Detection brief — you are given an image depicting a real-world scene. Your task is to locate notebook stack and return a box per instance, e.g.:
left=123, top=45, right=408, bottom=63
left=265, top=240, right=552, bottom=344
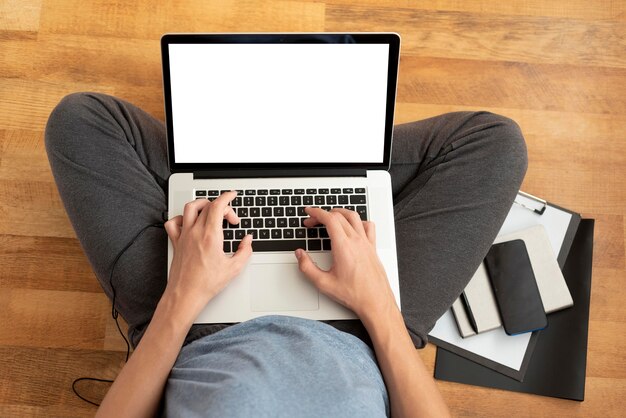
left=429, top=192, right=593, bottom=401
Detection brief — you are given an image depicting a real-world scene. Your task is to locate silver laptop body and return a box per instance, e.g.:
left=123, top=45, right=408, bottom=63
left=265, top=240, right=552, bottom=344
left=162, top=33, right=401, bottom=323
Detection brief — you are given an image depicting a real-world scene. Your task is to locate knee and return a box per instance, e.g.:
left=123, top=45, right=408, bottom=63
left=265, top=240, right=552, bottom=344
left=476, top=112, right=528, bottom=185
left=45, top=92, right=109, bottom=154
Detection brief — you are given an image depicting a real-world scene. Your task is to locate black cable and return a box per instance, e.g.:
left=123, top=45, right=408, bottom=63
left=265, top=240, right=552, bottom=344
left=72, top=377, right=114, bottom=407
left=72, top=222, right=165, bottom=407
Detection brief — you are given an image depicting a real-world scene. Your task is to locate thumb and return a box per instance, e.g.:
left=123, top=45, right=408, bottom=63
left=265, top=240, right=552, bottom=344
left=231, top=234, right=253, bottom=272
left=295, top=249, right=327, bottom=285
left=164, top=216, right=182, bottom=247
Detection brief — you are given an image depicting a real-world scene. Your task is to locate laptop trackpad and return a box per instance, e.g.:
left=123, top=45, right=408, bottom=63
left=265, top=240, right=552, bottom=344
left=250, top=263, right=319, bottom=312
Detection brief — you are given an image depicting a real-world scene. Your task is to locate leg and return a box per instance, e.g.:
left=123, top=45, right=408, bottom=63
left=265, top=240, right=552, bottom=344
left=390, top=112, right=528, bottom=348
left=46, top=92, right=171, bottom=348
left=46, top=93, right=243, bottom=348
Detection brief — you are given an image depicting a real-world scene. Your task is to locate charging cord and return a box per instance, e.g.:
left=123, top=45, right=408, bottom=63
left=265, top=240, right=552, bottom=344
left=72, top=222, right=165, bottom=406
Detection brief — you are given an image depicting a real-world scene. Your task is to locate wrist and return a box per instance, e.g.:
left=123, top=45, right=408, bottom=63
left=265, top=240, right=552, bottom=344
left=157, top=287, right=199, bottom=331
left=359, top=296, right=402, bottom=332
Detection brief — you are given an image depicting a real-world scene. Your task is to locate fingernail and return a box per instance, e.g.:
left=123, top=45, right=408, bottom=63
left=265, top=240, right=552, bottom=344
left=295, top=249, right=302, bottom=259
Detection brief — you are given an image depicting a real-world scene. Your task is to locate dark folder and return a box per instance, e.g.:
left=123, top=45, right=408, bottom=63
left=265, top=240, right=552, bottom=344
left=434, top=219, right=594, bottom=401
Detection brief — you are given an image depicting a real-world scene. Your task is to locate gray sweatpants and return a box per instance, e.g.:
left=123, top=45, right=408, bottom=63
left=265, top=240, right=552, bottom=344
left=45, top=93, right=527, bottom=349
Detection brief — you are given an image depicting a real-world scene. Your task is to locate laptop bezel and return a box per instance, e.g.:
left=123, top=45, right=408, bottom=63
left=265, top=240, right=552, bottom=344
left=161, top=33, right=400, bottom=174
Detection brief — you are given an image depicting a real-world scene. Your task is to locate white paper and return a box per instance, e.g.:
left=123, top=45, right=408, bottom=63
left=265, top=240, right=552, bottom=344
left=429, top=193, right=573, bottom=371
left=430, top=310, right=532, bottom=370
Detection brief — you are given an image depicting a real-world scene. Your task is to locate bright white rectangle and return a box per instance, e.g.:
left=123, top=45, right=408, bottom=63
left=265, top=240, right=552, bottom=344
left=168, top=43, right=389, bottom=163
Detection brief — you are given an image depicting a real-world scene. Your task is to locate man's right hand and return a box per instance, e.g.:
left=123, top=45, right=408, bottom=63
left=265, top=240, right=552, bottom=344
left=295, top=207, right=397, bottom=322
left=297, top=206, right=451, bottom=418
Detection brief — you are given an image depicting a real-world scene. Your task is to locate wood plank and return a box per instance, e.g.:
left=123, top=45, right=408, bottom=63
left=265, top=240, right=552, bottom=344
left=308, top=0, right=626, bottom=21
left=395, top=103, right=626, bottom=146
left=396, top=56, right=626, bottom=115
left=0, top=288, right=109, bottom=349
left=520, top=162, right=625, bottom=215
left=325, top=5, right=626, bottom=68
left=522, top=152, right=626, bottom=215
left=0, top=34, right=164, bottom=125
left=0, top=404, right=94, bottom=418
left=0, top=78, right=116, bottom=131
left=589, top=268, right=626, bottom=323
left=0, top=34, right=160, bottom=86
left=0, top=178, right=76, bottom=238
left=0, top=0, right=42, bottom=37
left=0, top=234, right=101, bottom=293
left=0, top=345, right=122, bottom=413
left=39, top=0, right=326, bottom=38
left=587, top=320, right=626, bottom=379
left=0, top=129, right=53, bottom=182
left=437, top=376, right=626, bottom=417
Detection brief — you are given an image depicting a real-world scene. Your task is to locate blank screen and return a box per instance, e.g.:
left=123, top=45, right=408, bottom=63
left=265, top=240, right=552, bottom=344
left=168, top=43, right=389, bottom=164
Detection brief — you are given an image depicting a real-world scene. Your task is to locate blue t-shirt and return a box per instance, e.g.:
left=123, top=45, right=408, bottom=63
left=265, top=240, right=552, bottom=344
left=163, top=315, right=389, bottom=417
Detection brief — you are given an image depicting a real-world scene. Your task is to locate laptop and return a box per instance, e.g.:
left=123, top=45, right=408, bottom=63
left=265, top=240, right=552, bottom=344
left=161, top=33, right=401, bottom=323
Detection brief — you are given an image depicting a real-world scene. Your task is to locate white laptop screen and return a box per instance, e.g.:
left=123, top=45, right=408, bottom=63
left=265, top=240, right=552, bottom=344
left=167, top=43, right=390, bottom=164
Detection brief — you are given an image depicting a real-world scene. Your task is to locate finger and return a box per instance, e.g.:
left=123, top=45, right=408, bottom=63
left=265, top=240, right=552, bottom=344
left=295, top=249, right=329, bottom=288
left=301, top=206, right=324, bottom=227
left=331, top=208, right=366, bottom=236
left=205, top=191, right=238, bottom=227
left=302, top=209, right=345, bottom=230
left=305, top=207, right=348, bottom=238
left=363, top=221, right=376, bottom=246
left=302, top=214, right=322, bottom=228
left=224, top=205, right=240, bottom=226
left=230, top=234, right=253, bottom=273
left=196, top=198, right=212, bottom=225
left=164, top=216, right=183, bottom=246
left=182, top=199, right=210, bottom=230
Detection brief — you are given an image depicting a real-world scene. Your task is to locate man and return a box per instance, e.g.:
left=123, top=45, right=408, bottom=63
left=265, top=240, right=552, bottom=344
left=45, top=92, right=527, bottom=417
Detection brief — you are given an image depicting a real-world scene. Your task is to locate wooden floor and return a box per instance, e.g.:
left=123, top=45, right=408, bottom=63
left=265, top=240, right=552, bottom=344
left=1, top=1, right=625, bottom=416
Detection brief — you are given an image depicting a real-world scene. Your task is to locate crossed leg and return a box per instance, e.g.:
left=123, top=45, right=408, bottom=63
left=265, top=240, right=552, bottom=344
left=45, top=93, right=526, bottom=349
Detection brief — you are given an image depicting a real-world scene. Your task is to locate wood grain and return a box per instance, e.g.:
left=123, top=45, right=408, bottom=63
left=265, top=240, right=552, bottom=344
left=0, top=0, right=42, bottom=38
left=0, top=289, right=110, bottom=349
left=313, top=0, right=626, bottom=21
left=38, top=0, right=326, bottom=38
left=325, top=4, right=626, bottom=67
left=0, top=0, right=624, bottom=415
left=396, top=56, right=626, bottom=114
left=0, top=346, right=123, bottom=416
left=0, top=234, right=99, bottom=292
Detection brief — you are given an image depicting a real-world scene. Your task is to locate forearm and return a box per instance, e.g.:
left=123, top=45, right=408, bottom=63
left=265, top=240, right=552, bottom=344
left=96, top=289, right=194, bottom=418
left=362, top=304, right=451, bottom=418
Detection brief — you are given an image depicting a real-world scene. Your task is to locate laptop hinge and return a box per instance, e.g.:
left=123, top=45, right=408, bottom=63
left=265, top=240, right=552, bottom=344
left=193, top=168, right=367, bottom=179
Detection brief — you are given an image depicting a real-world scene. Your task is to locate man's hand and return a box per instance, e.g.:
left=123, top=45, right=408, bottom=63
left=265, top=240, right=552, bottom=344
left=296, top=207, right=451, bottom=417
left=295, top=207, right=397, bottom=321
left=98, top=192, right=253, bottom=418
left=164, top=191, right=253, bottom=323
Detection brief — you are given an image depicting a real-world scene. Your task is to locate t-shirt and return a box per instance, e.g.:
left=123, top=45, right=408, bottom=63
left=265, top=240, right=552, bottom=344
left=163, top=315, right=389, bottom=417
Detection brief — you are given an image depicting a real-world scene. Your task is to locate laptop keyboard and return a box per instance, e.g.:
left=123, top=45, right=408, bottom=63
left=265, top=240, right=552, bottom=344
left=194, top=188, right=368, bottom=253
